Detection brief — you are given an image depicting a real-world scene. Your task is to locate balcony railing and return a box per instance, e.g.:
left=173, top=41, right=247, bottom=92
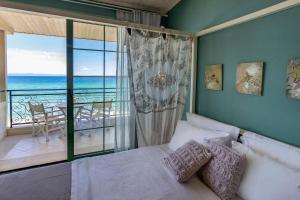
left=7, top=88, right=119, bottom=128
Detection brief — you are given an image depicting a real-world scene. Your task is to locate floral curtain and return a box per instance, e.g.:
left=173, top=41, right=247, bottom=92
left=126, top=30, right=193, bottom=147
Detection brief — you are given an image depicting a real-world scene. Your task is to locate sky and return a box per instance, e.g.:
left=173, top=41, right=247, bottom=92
left=7, top=33, right=117, bottom=76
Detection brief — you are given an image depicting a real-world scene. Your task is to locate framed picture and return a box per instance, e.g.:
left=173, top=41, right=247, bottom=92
left=205, top=64, right=223, bottom=91
left=286, top=59, right=300, bottom=100
left=236, top=62, right=264, bottom=96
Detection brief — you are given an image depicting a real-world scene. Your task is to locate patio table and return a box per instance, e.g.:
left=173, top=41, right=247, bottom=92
left=56, top=103, right=84, bottom=120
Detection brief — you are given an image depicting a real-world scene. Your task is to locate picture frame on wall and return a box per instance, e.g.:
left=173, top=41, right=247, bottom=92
left=236, top=62, right=264, bottom=96
left=286, top=59, right=300, bottom=100
left=205, top=64, right=223, bottom=91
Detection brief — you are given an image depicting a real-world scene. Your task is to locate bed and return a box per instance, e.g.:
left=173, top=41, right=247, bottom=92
left=71, top=114, right=300, bottom=200
left=71, top=115, right=242, bottom=200
left=71, top=144, right=223, bottom=200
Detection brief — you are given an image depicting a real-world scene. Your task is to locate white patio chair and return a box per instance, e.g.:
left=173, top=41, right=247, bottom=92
left=28, top=101, right=65, bottom=142
left=79, top=100, right=113, bottom=132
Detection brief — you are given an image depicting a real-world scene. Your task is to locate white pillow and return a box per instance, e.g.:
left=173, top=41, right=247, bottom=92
left=168, top=120, right=231, bottom=151
left=241, top=131, right=300, bottom=170
left=232, top=141, right=300, bottom=200
left=186, top=113, right=240, bottom=141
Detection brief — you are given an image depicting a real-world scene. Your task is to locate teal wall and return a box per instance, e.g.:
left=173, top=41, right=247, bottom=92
left=168, top=0, right=283, bottom=32
left=2, top=0, right=116, bottom=18
left=168, top=0, right=300, bottom=147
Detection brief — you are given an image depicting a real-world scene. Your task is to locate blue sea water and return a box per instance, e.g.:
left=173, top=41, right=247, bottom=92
left=7, top=76, right=116, bottom=90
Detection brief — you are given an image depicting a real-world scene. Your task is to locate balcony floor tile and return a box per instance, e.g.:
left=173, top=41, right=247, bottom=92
left=0, top=127, right=115, bottom=172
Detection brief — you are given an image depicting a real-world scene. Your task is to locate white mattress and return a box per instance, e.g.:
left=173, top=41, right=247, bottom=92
left=71, top=145, right=221, bottom=200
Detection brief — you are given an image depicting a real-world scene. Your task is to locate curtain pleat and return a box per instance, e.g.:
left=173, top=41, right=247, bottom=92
left=115, top=28, right=136, bottom=151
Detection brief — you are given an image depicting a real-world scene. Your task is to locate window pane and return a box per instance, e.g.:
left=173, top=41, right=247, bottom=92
left=73, top=22, right=104, bottom=50
left=105, top=26, right=117, bottom=51
left=73, top=23, right=119, bottom=156
left=74, top=128, right=104, bottom=155
left=104, top=52, right=116, bottom=150
left=105, top=52, right=117, bottom=77
left=73, top=77, right=104, bottom=89
left=105, top=52, right=117, bottom=101
left=73, top=50, right=103, bottom=76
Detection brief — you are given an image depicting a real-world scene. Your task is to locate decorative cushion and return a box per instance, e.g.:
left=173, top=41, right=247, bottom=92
left=232, top=141, right=300, bottom=200
left=204, top=135, right=232, bottom=147
left=201, top=142, right=246, bottom=200
left=168, top=120, right=231, bottom=151
left=186, top=113, right=240, bottom=141
left=241, top=131, right=300, bottom=170
left=164, top=140, right=211, bottom=183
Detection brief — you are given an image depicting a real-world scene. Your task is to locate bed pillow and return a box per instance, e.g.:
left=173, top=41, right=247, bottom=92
left=164, top=140, right=211, bottom=183
left=201, top=142, right=246, bottom=200
left=168, top=120, right=231, bottom=151
left=241, top=131, right=300, bottom=170
left=232, top=141, right=300, bottom=200
left=186, top=113, right=240, bottom=141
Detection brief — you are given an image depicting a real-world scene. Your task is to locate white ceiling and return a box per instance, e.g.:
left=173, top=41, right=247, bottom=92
left=91, top=0, right=181, bottom=14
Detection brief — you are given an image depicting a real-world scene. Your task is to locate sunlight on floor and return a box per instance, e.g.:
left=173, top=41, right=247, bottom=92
left=0, top=128, right=115, bottom=172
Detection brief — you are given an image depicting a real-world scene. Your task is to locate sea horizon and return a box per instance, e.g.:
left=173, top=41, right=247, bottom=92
left=7, top=75, right=117, bottom=90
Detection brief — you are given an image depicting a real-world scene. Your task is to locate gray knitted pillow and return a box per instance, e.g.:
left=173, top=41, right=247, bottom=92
left=164, top=140, right=211, bottom=183
left=201, top=142, right=246, bottom=200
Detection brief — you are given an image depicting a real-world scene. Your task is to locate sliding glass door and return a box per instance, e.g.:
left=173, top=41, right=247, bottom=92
left=0, top=15, right=120, bottom=172
left=68, top=20, right=117, bottom=157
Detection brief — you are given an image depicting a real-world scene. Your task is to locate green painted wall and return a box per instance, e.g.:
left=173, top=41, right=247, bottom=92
left=167, top=0, right=283, bottom=32
left=168, top=0, right=300, bottom=147
left=2, top=0, right=116, bottom=18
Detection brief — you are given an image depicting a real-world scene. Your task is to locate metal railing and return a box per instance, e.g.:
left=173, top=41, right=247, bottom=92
left=7, top=88, right=121, bottom=127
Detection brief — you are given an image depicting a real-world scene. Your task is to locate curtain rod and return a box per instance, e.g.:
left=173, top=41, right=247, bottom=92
left=75, top=18, right=194, bottom=37
left=77, top=18, right=194, bottom=37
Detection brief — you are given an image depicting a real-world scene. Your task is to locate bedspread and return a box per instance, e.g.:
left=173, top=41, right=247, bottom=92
left=71, top=145, right=221, bottom=200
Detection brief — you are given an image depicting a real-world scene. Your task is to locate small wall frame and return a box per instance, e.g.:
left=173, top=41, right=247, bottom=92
left=286, top=59, right=300, bottom=100
left=205, top=64, right=223, bottom=91
left=236, top=62, right=264, bottom=96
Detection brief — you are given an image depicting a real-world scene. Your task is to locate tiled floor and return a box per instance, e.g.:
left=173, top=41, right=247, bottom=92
left=0, top=128, right=115, bottom=172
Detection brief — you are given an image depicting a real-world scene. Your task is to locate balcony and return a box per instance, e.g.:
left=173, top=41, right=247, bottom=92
left=0, top=88, right=120, bottom=171
left=7, top=88, right=117, bottom=127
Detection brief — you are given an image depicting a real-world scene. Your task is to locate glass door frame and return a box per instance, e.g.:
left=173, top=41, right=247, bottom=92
left=66, top=19, right=74, bottom=161
left=66, top=19, right=116, bottom=161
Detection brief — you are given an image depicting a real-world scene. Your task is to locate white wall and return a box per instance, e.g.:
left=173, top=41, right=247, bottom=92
left=0, top=31, right=7, bottom=141
left=0, top=101, right=6, bottom=140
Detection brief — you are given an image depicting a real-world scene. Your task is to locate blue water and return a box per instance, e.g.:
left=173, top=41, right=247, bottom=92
left=7, top=76, right=116, bottom=90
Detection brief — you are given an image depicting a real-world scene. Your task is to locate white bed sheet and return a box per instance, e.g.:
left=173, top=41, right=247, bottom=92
left=71, top=145, right=221, bottom=200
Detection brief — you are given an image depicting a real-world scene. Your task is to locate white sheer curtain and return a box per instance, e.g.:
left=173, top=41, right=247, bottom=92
left=116, top=10, right=161, bottom=27
left=126, top=30, right=193, bottom=147
left=114, top=28, right=136, bottom=151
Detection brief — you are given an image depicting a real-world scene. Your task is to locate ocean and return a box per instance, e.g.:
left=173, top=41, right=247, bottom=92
left=7, top=76, right=118, bottom=125
left=7, top=76, right=116, bottom=90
